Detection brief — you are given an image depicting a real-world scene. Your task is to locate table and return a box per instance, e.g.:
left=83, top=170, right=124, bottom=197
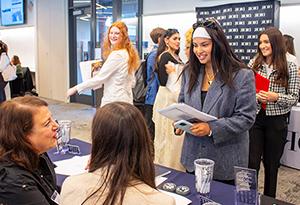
left=281, top=106, right=300, bottom=169
left=49, top=138, right=293, bottom=205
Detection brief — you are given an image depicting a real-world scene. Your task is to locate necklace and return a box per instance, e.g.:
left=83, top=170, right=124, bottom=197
left=205, top=71, right=215, bottom=85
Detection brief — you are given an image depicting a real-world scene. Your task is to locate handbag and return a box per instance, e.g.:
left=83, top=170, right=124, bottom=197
left=2, top=63, right=17, bottom=82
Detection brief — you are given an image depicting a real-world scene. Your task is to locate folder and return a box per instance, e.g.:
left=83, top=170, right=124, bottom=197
left=255, top=73, right=270, bottom=93
left=158, top=103, right=217, bottom=122
left=255, top=73, right=270, bottom=109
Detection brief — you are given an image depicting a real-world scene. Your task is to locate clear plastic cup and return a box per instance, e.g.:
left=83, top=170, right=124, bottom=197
left=56, top=120, right=72, bottom=154
left=194, top=158, right=215, bottom=196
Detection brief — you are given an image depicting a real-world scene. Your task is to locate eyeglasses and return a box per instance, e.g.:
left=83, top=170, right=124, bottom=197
left=193, top=18, right=219, bottom=30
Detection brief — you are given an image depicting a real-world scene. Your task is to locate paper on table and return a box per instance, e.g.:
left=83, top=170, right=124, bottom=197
left=158, top=103, right=217, bottom=122
left=155, top=176, right=168, bottom=186
left=54, top=155, right=90, bottom=176
left=159, top=189, right=192, bottom=205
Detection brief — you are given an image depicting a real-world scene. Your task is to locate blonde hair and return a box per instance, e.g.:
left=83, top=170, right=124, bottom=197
left=185, top=27, right=193, bottom=47
left=102, top=21, right=140, bottom=74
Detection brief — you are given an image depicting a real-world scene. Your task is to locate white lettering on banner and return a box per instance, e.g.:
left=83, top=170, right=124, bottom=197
left=229, top=42, right=239, bottom=46
left=212, top=10, right=221, bottom=14
left=281, top=131, right=300, bottom=170
left=241, top=42, right=251, bottom=46
left=223, top=22, right=233, bottom=26
left=235, top=7, right=245, bottom=12
left=262, top=5, right=272, bottom=9
left=234, top=35, right=245, bottom=39
left=248, top=6, right=259, bottom=11
left=228, top=14, right=239, bottom=19
left=240, top=28, right=252, bottom=32
left=261, top=19, right=272, bottom=24
left=223, top=8, right=232, bottom=13
left=241, top=56, right=250, bottom=60
left=241, top=14, right=252, bottom=18
left=234, top=21, right=245, bottom=26
left=254, top=13, right=266, bottom=17
left=254, top=27, right=265, bottom=32
left=217, top=16, right=226, bottom=20
left=247, top=20, right=259, bottom=25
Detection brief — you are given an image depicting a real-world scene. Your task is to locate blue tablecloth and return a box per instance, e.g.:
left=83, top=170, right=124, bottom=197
left=48, top=138, right=293, bottom=205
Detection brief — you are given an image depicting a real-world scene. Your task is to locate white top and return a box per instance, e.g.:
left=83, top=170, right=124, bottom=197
left=60, top=168, right=175, bottom=205
left=75, top=49, right=136, bottom=107
left=0, top=53, right=11, bottom=100
left=286, top=52, right=299, bottom=68
left=0, top=53, right=10, bottom=72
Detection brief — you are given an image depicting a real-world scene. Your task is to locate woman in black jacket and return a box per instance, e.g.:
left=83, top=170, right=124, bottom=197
left=0, top=96, right=60, bottom=204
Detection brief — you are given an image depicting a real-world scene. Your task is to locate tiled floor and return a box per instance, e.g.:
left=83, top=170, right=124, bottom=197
left=46, top=98, right=300, bottom=204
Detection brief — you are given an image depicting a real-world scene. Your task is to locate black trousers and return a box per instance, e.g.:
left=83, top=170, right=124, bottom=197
left=144, top=104, right=155, bottom=141
left=248, top=110, right=288, bottom=198
left=134, top=104, right=155, bottom=141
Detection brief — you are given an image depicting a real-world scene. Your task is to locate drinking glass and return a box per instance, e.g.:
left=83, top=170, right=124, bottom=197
left=194, top=158, right=215, bottom=197
left=55, top=120, right=72, bottom=154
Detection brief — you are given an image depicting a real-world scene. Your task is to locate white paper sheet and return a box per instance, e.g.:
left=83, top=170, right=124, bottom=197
left=54, top=155, right=90, bottom=176
left=158, top=103, right=217, bottom=122
left=155, top=176, right=168, bottom=186
left=159, top=189, right=192, bottom=205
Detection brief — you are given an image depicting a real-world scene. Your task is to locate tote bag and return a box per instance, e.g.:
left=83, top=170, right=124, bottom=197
left=2, top=64, right=17, bottom=82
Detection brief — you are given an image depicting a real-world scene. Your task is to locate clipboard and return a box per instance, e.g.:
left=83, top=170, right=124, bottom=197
left=158, top=103, right=217, bottom=122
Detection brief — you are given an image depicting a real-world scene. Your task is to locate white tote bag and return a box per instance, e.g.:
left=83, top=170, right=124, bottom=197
left=2, top=64, right=17, bottom=82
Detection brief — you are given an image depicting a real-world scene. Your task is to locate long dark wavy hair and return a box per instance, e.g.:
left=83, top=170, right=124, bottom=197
left=155, top=28, right=180, bottom=70
left=187, top=19, right=246, bottom=94
left=0, top=96, right=48, bottom=171
left=252, top=27, right=288, bottom=88
left=83, top=102, right=155, bottom=205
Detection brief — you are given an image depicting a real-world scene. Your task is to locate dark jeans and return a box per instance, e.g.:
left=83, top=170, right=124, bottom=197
left=248, top=110, right=288, bottom=198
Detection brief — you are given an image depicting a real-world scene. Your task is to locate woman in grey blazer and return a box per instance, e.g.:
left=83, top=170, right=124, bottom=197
left=175, top=18, right=257, bottom=184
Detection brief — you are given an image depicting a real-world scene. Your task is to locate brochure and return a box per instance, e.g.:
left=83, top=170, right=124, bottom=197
left=158, top=103, right=217, bottom=122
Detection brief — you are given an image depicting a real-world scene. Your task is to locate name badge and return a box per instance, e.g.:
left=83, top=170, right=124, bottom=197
left=51, top=190, right=60, bottom=204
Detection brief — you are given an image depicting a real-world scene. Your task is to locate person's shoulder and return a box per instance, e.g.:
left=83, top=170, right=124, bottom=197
left=63, top=172, right=92, bottom=185
left=147, top=50, right=157, bottom=59
left=234, top=68, right=254, bottom=81
left=126, top=182, right=175, bottom=205
left=0, top=160, right=36, bottom=188
left=161, top=51, right=172, bottom=58
left=110, top=49, right=128, bottom=58
left=112, top=49, right=127, bottom=55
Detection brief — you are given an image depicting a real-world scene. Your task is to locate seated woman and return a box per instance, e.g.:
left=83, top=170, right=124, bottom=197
left=0, top=96, right=59, bottom=204
left=60, top=102, right=175, bottom=205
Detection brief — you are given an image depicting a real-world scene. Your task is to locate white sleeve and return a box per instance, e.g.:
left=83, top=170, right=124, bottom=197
left=76, top=51, right=127, bottom=94
left=0, top=53, right=10, bottom=72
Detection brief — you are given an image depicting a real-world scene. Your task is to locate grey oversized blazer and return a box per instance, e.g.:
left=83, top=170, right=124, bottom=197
left=178, top=66, right=257, bottom=180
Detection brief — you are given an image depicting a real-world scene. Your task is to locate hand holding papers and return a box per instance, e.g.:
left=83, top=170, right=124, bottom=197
left=158, top=103, right=217, bottom=122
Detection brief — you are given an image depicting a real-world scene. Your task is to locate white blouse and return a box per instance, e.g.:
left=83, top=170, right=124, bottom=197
left=76, top=49, right=136, bottom=107
left=0, top=53, right=11, bottom=100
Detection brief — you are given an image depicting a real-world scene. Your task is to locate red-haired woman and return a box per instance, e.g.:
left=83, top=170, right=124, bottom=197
left=67, top=21, right=140, bottom=107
